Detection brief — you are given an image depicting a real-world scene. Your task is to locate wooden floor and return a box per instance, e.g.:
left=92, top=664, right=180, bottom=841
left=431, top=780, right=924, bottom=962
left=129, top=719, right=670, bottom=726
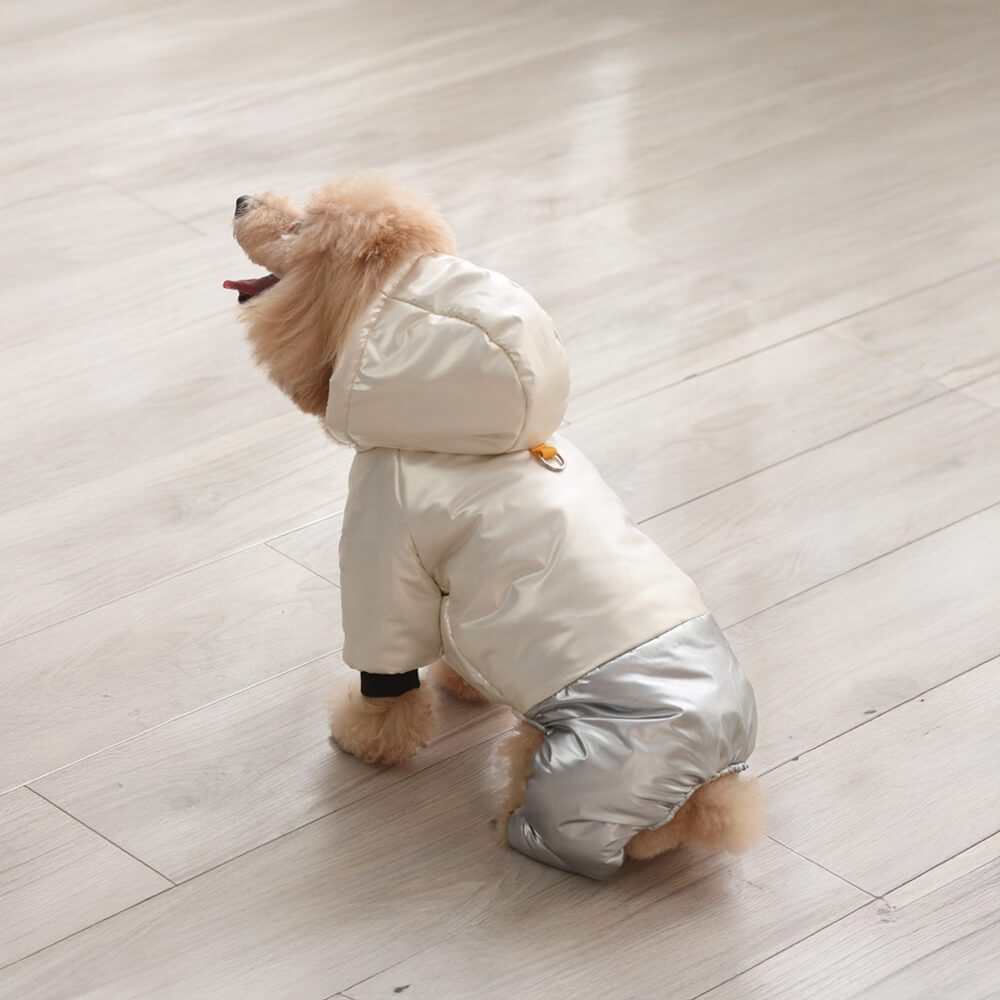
left=2, top=1, right=999, bottom=997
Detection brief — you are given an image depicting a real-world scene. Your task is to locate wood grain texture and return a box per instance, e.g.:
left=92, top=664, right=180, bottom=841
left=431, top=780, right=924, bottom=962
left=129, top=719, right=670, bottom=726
left=33, top=657, right=513, bottom=881
left=0, top=184, right=196, bottom=288
left=5, top=0, right=1000, bottom=996
left=0, top=313, right=291, bottom=512
left=0, top=545, right=342, bottom=791
left=0, top=743, right=568, bottom=999
left=0, top=788, right=169, bottom=968
left=728, top=505, right=1000, bottom=772
left=643, top=393, right=1000, bottom=626
left=0, top=413, right=350, bottom=642
left=701, top=854, right=1000, bottom=1000
left=764, top=657, right=1000, bottom=896
left=829, top=260, right=1000, bottom=389
left=551, top=67, right=1000, bottom=418
left=569, top=330, right=940, bottom=521
left=345, top=839, right=865, bottom=1000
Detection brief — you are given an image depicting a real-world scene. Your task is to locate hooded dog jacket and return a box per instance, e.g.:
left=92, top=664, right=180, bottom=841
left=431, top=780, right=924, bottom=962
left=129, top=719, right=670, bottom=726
left=328, top=254, right=757, bottom=878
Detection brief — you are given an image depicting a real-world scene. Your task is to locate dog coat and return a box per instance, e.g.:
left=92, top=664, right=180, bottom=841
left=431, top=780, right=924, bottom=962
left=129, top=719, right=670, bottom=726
left=328, top=253, right=757, bottom=878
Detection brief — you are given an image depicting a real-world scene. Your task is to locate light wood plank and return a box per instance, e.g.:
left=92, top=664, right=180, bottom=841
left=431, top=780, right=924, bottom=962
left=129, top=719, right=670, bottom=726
left=729, top=505, right=1000, bottom=772
left=701, top=854, right=1000, bottom=1000
left=0, top=313, right=290, bottom=512
left=0, top=412, right=350, bottom=642
left=569, top=330, right=940, bottom=521
left=0, top=234, right=236, bottom=380
left=764, top=658, right=1000, bottom=896
left=0, top=183, right=195, bottom=288
left=346, top=839, right=865, bottom=1000
left=885, top=832, right=1000, bottom=910
left=19, top=10, right=644, bottom=230
left=829, top=259, right=1000, bottom=388
left=0, top=743, right=567, bottom=999
left=33, top=656, right=513, bottom=881
left=0, top=788, right=169, bottom=968
left=0, top=545, right=341, bottom=791
left=177, top=5, right=1000, bottom=241
left=643, top=393, right=1000, bottom=626
left=4, top=1, right=1000, bottom=997
left=551, top=74, right=1000, bottom=416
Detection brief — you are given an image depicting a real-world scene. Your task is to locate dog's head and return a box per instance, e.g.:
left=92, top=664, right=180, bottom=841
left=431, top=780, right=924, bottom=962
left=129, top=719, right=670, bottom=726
left=226, top=173, right=456, bottom=416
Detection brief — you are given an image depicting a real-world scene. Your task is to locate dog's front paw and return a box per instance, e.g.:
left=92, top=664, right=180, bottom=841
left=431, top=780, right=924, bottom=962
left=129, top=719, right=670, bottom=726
left=328, top=675, right=438, bottom=766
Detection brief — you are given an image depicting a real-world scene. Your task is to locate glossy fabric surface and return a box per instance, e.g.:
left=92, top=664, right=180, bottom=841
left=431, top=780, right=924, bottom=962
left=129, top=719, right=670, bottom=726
left=331, top=252, right=708, bottom=709
left=339, top=437, right=707, bottom=711
left=325, top=254, right=570, bottom=455
left=506, top=614, right=757, bottom=880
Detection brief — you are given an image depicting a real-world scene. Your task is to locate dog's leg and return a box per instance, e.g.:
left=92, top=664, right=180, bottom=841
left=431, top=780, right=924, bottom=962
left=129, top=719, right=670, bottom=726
left=327, top=672, right=438, bottom=766
left=493, top=721, right=545, bottom=845
left=427, top=658, right=490, bottom=703
left=625, top=772, right=766, bottom=860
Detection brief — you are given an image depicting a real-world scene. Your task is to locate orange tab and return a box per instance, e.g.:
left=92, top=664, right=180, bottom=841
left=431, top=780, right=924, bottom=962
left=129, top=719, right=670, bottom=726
left=530, top=444, right=559, bottom=460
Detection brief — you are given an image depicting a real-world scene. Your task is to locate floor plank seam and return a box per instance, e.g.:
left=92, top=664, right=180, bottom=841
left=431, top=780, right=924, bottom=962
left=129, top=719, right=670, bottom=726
left=721, top=496, right=1000, bottom=634
left=25, top=786, right=176, bottom=886
left=0, top=876, right=179, bottom=976
left=7, top=651, right=339, bottom=796
left=877, top=828, right=1000, bottom=909
left=764, top=833, right=877, bottom=899
left=636, top=384, right=959, bottom=527
left=554, top=75, right=1000, bottom=267
left=265, top=509, right=346, bottom=545
left=759, top=651, right=1000, bottom=782
left=206, top=17, right=639, bottom=139
left=103, top=179, right=207, bottom=238
left=0, top=532, right=344, bottom=650
left=0, top=727, right=522, bottom=979
left=265, top=540, right=341, bottom=590
left=567, top=251, right=1000, bottom=426
left=687, top=898, right=875, bottom=1000
left=457, top=47, right=1000, bottom=264
left=164, top=723, right=516, bottom=889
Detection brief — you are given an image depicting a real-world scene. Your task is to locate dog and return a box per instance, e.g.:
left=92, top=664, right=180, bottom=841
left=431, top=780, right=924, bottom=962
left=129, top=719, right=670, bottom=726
left=226, top=173, right=765, bottom=879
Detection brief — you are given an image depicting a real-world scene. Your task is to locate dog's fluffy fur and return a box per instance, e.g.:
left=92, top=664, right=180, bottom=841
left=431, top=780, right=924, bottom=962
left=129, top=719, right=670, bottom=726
left=231, top=173, right=764, bottom=867
left=235, top=174, right=455, bottom=415
left=326, top=673, right=438, bottom=767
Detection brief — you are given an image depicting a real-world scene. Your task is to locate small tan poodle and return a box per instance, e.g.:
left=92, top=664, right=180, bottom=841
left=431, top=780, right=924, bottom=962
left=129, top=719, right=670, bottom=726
left=226, top=173, right=764, bottom=879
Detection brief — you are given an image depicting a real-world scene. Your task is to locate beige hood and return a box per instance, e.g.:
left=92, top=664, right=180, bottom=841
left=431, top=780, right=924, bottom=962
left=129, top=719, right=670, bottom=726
left=324, top=254, right=570, bottom=454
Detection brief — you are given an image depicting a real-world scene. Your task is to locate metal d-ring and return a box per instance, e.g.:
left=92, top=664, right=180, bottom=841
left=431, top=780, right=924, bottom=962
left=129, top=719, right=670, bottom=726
left=534, top=450, right=566, bottom=472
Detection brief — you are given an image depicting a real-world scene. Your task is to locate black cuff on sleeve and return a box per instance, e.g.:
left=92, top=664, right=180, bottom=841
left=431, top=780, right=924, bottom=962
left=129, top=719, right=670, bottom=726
left=360, top=670, right=420, bottom=698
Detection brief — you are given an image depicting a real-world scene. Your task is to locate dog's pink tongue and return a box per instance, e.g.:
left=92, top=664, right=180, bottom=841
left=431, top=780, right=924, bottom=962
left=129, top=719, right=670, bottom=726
left=223, top=274, right=280, bottom=301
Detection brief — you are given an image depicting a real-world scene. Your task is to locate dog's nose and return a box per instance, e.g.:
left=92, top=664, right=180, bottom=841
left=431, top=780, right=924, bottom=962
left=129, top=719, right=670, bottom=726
left=234, top=195, right=253, bottom=218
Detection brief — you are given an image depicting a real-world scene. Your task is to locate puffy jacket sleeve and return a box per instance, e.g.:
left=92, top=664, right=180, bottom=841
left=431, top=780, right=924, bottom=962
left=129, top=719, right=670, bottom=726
left=339, top=450, right=443, bottom=673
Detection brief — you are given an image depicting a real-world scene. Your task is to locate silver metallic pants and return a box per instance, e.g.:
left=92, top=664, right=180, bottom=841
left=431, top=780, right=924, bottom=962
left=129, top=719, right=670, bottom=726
left=505, top=613, right=757, bottom=880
